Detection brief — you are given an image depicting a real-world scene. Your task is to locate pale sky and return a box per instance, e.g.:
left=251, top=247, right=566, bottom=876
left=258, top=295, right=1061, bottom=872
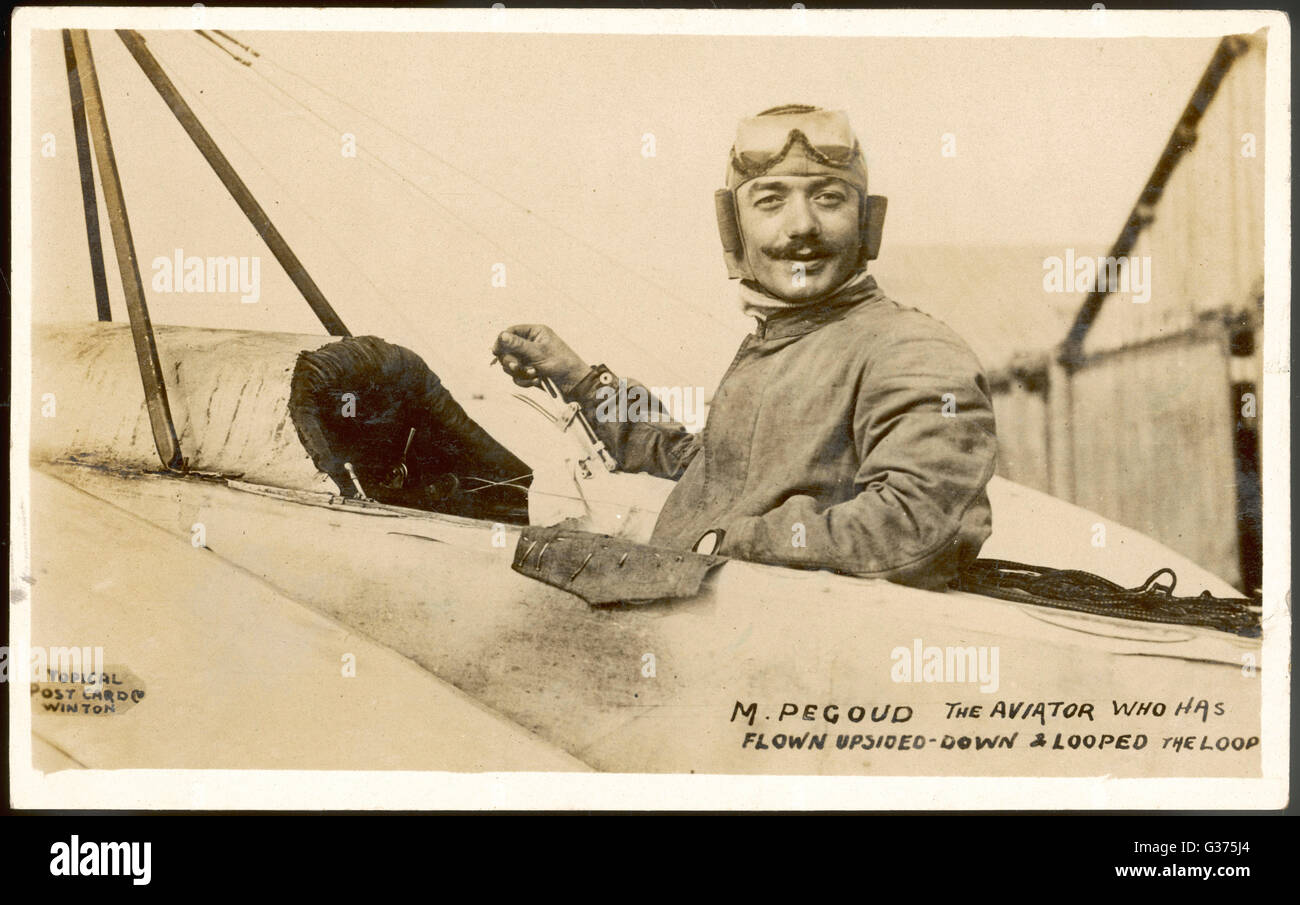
left=30, top=29, right=1223, bottom=398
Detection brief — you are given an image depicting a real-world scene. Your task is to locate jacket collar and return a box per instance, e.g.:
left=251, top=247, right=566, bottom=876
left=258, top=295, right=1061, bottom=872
left=748, top=273, right=884, bottom=340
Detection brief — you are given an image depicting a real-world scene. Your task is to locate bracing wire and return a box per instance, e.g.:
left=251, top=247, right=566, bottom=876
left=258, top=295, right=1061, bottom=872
left=461, top=473, right=534, bottom=494
left=212, top=30, right=260, bottom=57
left=195, top=30, right=249, bottom=66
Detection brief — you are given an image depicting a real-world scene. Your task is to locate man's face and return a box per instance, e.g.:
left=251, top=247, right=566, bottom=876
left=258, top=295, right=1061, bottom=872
left=736, top=175, right=862, bottom=301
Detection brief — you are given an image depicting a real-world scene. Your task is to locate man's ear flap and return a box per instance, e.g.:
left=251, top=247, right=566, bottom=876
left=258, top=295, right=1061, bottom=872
left=859, top=194, right=887, bottom=262
left=714, top=189, right=750, bottom=280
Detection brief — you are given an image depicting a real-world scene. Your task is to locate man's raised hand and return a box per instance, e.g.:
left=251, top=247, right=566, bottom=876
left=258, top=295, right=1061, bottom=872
left=491, top=324, right=590, bottom=393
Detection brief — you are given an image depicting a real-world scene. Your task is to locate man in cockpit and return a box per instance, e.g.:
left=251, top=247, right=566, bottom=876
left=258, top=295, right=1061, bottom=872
left=492, top=105, right=997, bottom=589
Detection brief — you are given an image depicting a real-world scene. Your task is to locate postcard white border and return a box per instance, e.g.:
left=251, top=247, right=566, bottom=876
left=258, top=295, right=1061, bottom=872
left=9, top=5, right=1291, bottom=811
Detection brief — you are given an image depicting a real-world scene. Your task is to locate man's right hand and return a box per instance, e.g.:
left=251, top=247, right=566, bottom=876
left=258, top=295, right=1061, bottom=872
left=492, top=324, right=590, bottom=395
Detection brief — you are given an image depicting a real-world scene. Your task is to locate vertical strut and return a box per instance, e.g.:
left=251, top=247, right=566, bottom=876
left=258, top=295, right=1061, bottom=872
left=116, top=29, right=351, bottom=337
left=61, top=29, right=111, bottom=322
left=67, top=29, right=185, bottom=471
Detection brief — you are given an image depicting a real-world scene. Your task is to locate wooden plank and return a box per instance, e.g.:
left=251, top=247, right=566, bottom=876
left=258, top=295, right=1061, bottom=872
left=1071, top=338, right=1240, bottom=586
left=67, top=30, right=183, bottom=471
left=60, top=29, right=110, bottom=322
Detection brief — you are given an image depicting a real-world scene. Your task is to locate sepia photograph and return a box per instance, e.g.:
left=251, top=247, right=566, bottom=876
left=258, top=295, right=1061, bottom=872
left=8, top=6, right=1290, bottom=811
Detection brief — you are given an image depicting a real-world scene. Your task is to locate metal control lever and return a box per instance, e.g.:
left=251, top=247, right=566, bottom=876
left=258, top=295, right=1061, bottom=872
left=539, top=377, right=618, bottom=475
left=384, top=427, right=417, bottom=489
left=343, top=462, right=370, bottom=500
left=512, top=377, right=618, bottom=478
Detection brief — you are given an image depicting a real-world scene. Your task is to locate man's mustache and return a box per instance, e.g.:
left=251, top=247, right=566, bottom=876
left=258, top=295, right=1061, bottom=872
left=760, top=241, right=839, bottom=261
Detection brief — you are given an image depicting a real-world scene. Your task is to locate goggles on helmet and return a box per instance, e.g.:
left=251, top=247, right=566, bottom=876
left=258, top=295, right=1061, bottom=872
left=730, top=108, right=862, bottom=179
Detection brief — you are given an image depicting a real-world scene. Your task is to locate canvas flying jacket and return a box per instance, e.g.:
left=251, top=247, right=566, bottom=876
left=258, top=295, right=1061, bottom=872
left=567, top=274, right=998, bottom=589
